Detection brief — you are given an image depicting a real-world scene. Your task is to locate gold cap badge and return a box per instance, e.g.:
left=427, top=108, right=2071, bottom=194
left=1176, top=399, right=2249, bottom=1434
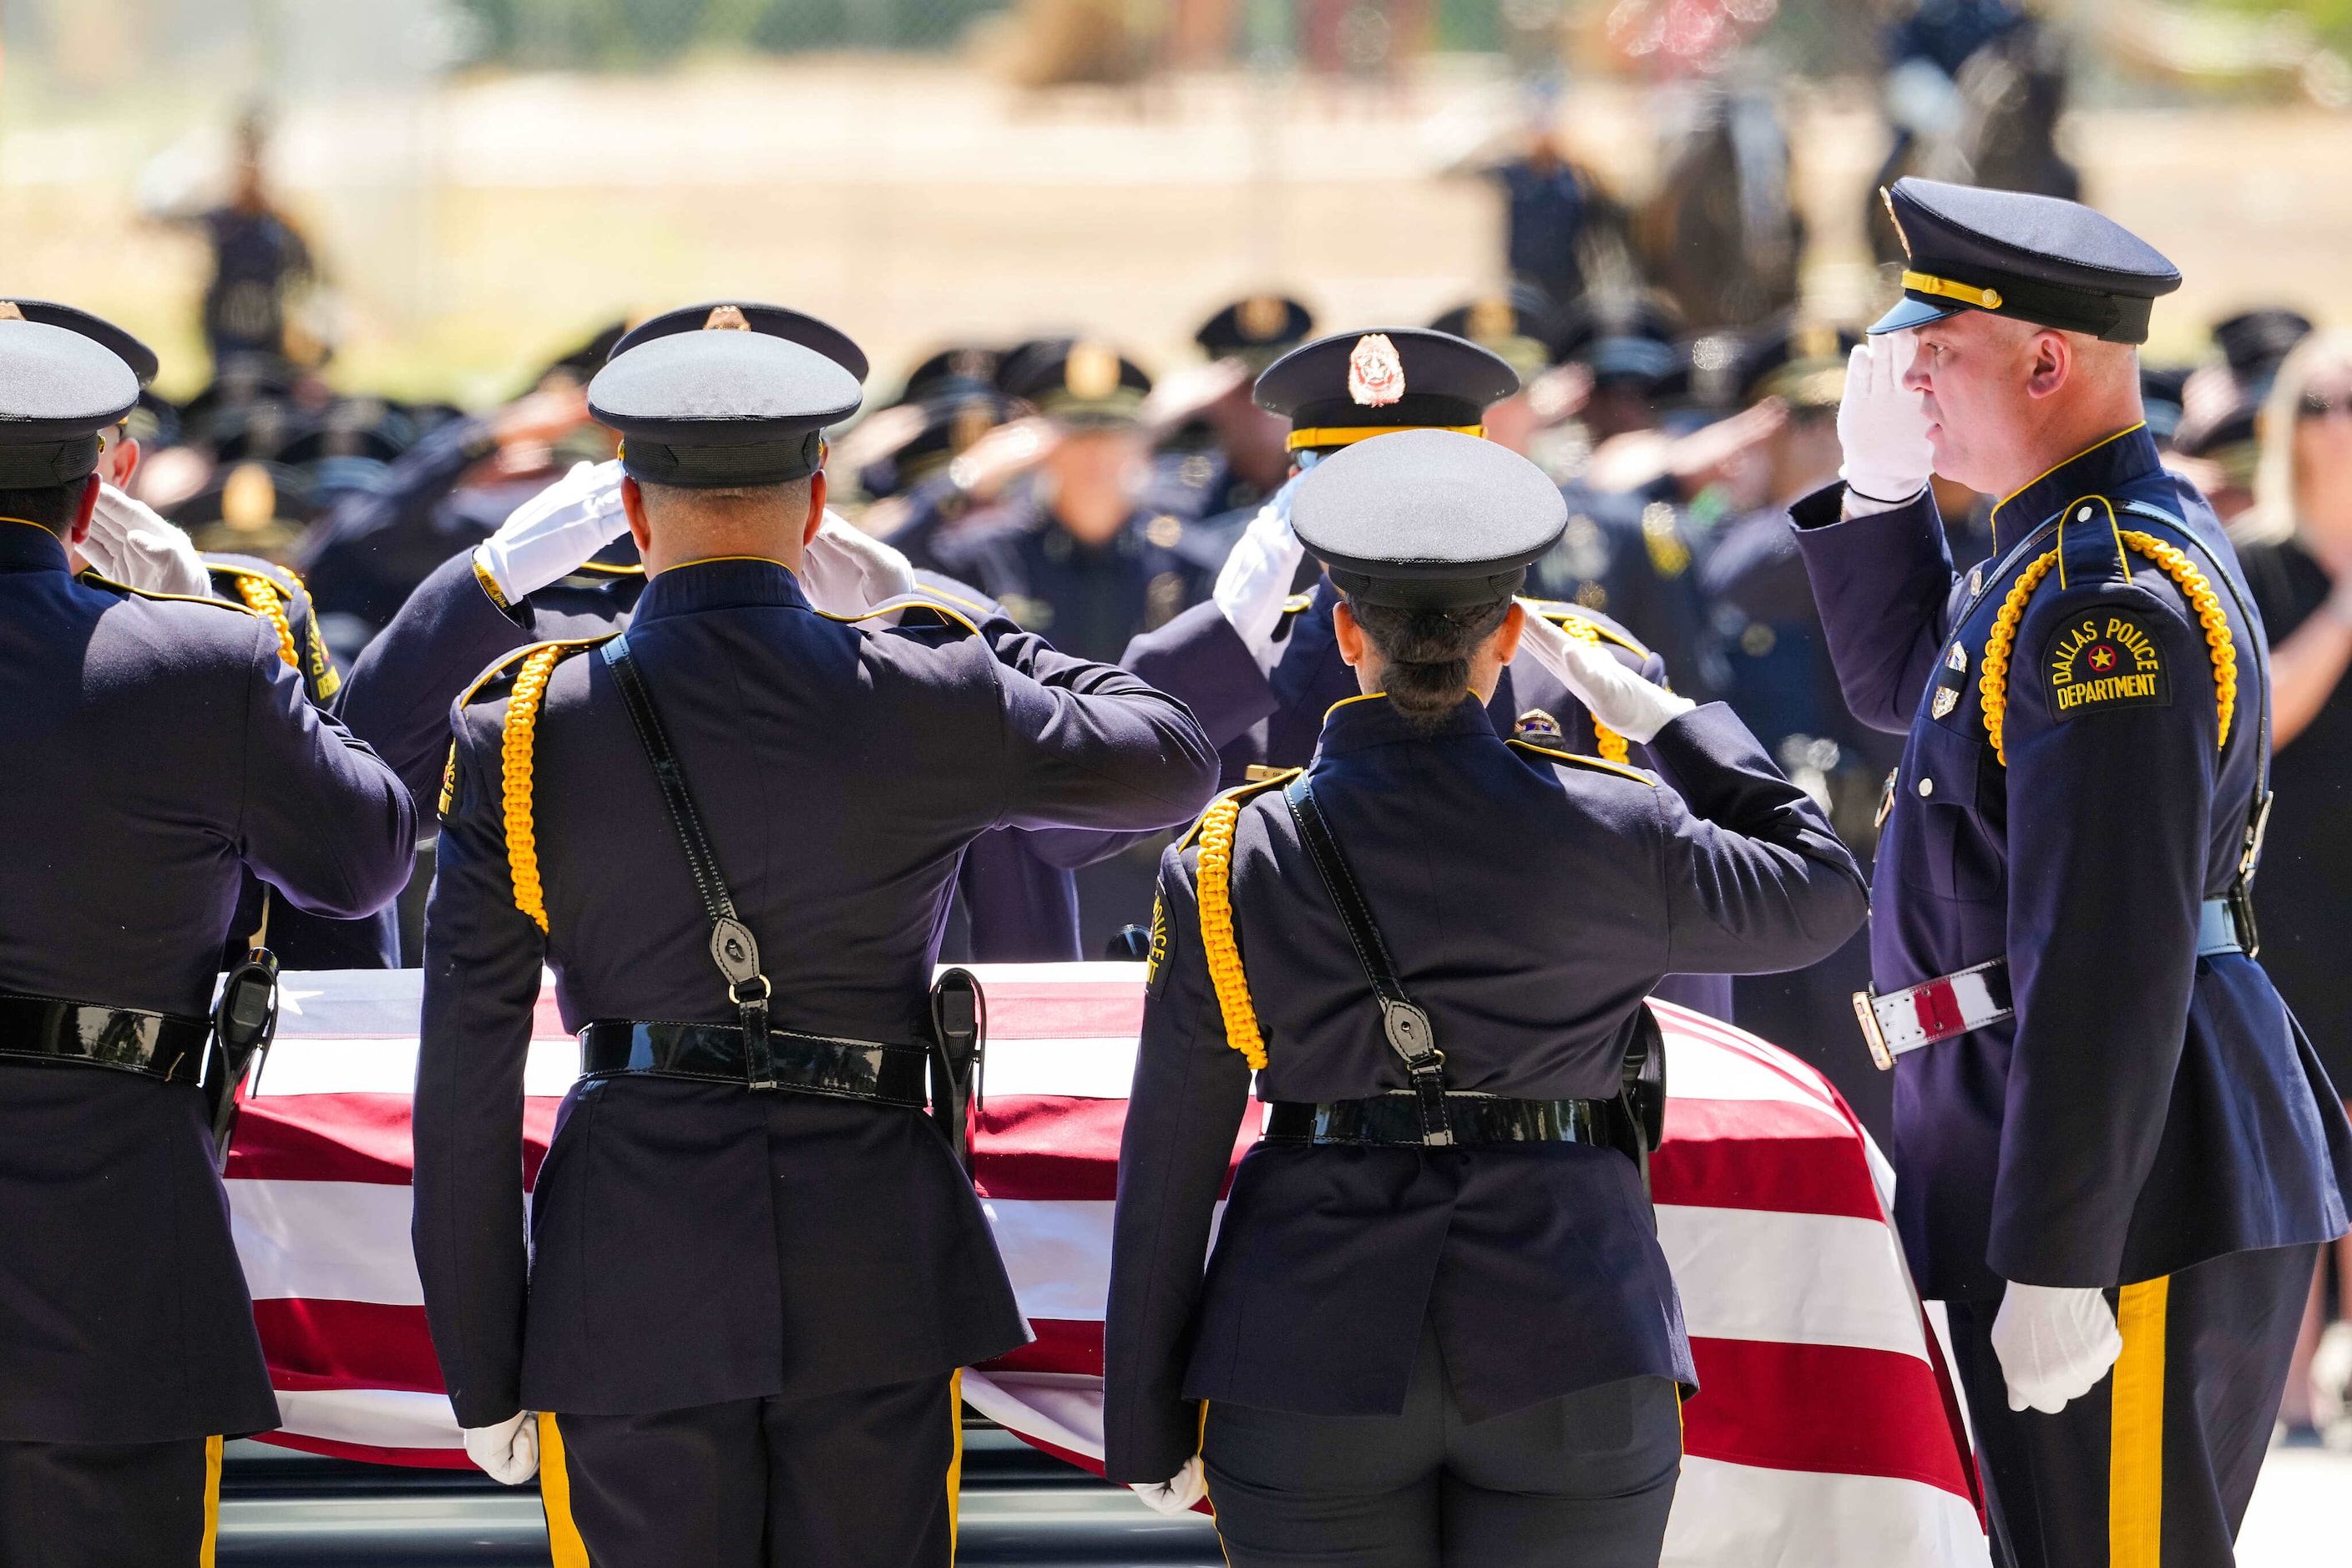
left=1065, top=341, right=1122, bottom=402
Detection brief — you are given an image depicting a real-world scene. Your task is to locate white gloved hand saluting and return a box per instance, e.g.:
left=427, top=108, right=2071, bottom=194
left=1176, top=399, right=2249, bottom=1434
left=1129, top=1454, right=1207, bottom=1517
left=1214, top=463, right=1312, bottom=674
left=1514, top=604, right=1695, bottom=745
left=798, top=509, right=918, bottom=618
left=1990, top=1282, right=2123, bottom=1414
left=473, top=458, right=629, bottom=605
left=78, top=483, right=211, bottom=598
left=463, top=1410, right=540, bottom=1485
left=1835, top=331, right=1935, bottom=509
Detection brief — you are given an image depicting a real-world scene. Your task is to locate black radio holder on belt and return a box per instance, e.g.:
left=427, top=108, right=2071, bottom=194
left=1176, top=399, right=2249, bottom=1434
left=206, top=941, right=281, bottom=1171
left=1282, top=772, right=1662, bottom=1189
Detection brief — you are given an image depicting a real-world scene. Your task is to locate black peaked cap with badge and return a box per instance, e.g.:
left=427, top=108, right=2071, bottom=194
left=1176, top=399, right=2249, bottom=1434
left=1000, top=338, right=1153, bottom=426
left=1255, top=327, right=1519, bottom=453
left=589, top=324, right=864, bottom=489
left=1874, top=177, right=2181, bottom=345
left=1292, top=428, right=1566, bottom=608
left=1429, top=284, right=1560, bottom=382
left=1196, top=296, right=1315, bottom=365
left=0, top=313, right=140, bottom=488
left=607, top=301, right=870, bottom=383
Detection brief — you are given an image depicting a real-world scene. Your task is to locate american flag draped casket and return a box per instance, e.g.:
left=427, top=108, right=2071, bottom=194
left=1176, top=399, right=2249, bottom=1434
left=225, top=964, right=1990, bottom=1565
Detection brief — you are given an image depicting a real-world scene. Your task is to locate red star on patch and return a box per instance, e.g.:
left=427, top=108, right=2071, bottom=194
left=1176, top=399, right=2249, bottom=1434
left=2089, top=645, right=2116, bottom=671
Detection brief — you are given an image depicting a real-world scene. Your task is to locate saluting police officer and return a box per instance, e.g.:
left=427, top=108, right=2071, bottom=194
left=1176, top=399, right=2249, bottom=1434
left=0, top=309, right=416, bottom=1561
left=412, top=320, right=1220, bottom=1564
left=1793, top=178, right=2352, bottom=1567
left=341, top=302, right=1106, bottom=964
left=1104, top=431, right=1869, bottom=1563
left=1123, top=326, right=1737, bottom=1019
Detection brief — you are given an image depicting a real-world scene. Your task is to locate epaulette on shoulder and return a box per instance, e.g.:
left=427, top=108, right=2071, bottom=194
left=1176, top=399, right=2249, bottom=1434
left=1529, top=599, right=1651, bottom=660
left=1279, top=592, right=1314, bottom=617
left=206, top=559, right=307, bottom=670
left=456, top=634, right=616, bottom=711
left=812, top=591, right=985, bottom=639
left=1979, top=493, right=2238, bottom=766
left=80, top=569, right=255, bottom=616
left=1176, top=766, right=1301, bottom=852
left=1507, top=736, right=1657, bottom=787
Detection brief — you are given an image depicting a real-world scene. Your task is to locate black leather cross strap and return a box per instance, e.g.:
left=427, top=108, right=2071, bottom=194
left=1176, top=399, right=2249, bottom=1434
left=1266, top=1094, right=1599, bottom=1147
left=579, top=1021, right=929, bottom=1107
left=1282, top=773, right=1454, bottom=1146
left=601, top=634, right=779, bottom=1088
left=0, top=991, right=212, bottom=1081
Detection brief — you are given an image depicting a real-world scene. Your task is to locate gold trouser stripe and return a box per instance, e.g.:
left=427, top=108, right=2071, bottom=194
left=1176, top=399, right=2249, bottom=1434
left=539, top=1414, right=592, bottom=1568
left=947, top=1369, right=964, bottom=1561
left=2110, top=1277, right=2170, bottom=1568
left=1287, top=423, right=1483, bottom=451
left=198, top=1434, right=223, bottom=1568
left=1902, top=270, right=2004, bottom=311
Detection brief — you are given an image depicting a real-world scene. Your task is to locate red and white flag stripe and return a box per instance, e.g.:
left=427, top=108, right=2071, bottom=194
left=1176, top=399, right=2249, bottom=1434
left=225, top=964, right=1989, bottom=1565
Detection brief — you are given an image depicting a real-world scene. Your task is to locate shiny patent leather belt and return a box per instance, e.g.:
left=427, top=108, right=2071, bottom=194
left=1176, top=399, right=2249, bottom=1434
left=1855, top=898, right=2245, bottom=1071
left=0, top=991, right=212, bottom=1081
left=577, top=1020, right=930, bottom=1108
left=1263, top=1093, right=1601, bottom=1148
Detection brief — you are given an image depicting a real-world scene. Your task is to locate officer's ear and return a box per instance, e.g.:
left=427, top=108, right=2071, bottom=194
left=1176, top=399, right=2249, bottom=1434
left=2022, top=329, right=2072, bottom=403
left=1333, top=598, right=1366, bottom=668
left=620, top=474, right=652, bottom=555
left=1490, top=601, right=1527, bottom=665
left=802, top=470, right=828, bottom=549
left=104, top=432, right=141, bottom=489
left=65, top=473, right=101, bottom=548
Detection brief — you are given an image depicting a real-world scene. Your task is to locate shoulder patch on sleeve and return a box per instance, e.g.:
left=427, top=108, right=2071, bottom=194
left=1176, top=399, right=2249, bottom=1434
left=1507, top=736, right=1657, bottom=787
left=2044, top=608, right=2170, bottom=721
left=437, top=741, right=458, bottom=819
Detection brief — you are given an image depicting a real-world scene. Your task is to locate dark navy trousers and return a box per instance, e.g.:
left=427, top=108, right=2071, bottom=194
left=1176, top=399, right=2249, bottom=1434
left=0, top=1435, right=219, bottom=1567
left=1946, top=1243, right=2318, bottom=1568
left=1201, top=1324, right=1682, bottom=1567
left=541, top=1373, right=960, bottom=1568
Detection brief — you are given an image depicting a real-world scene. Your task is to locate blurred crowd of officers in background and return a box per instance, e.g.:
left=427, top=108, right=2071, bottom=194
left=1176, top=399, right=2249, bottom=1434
left=68, top=0, right=2349, bottom=1446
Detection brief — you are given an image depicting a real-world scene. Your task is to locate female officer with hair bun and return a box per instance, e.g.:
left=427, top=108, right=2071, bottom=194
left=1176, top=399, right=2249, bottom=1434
left=1103, top=429, right=1869, bottom=1565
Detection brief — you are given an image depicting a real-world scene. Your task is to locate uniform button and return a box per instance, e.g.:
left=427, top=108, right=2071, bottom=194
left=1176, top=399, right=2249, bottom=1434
left=1918, top=776, right=1935, bottom=797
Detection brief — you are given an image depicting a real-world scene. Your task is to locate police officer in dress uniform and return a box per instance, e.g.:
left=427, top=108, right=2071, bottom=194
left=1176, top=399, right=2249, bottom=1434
left=341, top=304, right=1101, bottom=964
left=1120, top=326, right=1738, bottom=1018
left=1103, top=431, right=1869, bottom=1563
left=411, top=323, right=1219, bottom=1565
left=0, top=310, right=415, bottom=1563
left=1792, top=177, right=2352, bottom=1568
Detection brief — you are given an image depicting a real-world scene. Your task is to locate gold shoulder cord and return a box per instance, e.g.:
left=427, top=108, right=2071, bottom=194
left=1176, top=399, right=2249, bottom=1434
left=1979, top=536, right=2236, bottom=766
left=1550, top=617, right=1631, bottom=765
left=1192, top=792, right=1269, bottom=1070
left=500, top=645, right=564, bottom=932
left=230, top=574, right=301, bottom=669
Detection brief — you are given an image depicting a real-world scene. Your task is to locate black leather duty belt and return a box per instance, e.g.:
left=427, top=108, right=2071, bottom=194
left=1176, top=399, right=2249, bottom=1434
left=578, top=1020, right=931, bottom=1110
left=1264, top=1093, right=1601, bottom=1148
left=0, top=991, right=212, bottom=1082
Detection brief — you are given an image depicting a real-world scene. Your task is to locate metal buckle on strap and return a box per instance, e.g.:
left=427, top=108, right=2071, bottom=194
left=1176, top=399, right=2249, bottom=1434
left=1854, top=959, right=2015, bottom=1071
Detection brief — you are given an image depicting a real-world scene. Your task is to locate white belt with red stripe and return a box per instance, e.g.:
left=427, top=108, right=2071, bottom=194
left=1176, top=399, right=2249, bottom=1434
left=1855, top=900, right=2245, bottom=1070
left=1852, top=960, right=2013, bottom=1071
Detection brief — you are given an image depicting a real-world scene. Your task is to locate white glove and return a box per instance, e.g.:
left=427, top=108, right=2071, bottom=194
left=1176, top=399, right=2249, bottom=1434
left=1835, top=331, right=1934, bottom=508
left=79, top=483, right=211, bottom=597
left=463, top=1410, right=540, bottom=1485
left=1214, top=463, right=1312, bottom=674
left=1514, top=605, right=1695, bottom=745
left=1991, top=1282, right=2122, bottom=1414
left=473, top=458, right=629, bottom=604
left=798, top=509, right=917, bottom=617
left=1129, top=1455, right=1207, bottom=1516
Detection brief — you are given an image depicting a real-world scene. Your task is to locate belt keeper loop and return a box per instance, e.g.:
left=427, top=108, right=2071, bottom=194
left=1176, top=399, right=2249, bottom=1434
left=735, top=977, right=776, bottom=1090
left=1412, top=1065, right=1453, bottom=1147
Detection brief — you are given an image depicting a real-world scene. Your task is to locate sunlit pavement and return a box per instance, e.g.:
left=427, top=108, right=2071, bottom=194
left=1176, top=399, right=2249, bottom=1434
left=2238, top=1443, right=2352, bottom=1565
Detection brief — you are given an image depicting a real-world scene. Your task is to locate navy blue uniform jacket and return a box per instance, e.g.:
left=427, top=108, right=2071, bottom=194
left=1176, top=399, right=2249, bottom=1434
left=414, top=559, right=1219, bottom=1424
left=0, top=520, right=414, bottom=1444
left=1101, top=693, right=1868, bottom=1484
left=1792, top=427, right=2352, bottom=1298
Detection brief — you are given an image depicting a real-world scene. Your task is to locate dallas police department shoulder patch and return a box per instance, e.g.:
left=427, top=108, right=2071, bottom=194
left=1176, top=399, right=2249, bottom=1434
left=2045, top=609, right=2169, bottom=721
left=438, top=741, right=459, bottom=818
left=1145, top=888, right=1173, bottom=998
